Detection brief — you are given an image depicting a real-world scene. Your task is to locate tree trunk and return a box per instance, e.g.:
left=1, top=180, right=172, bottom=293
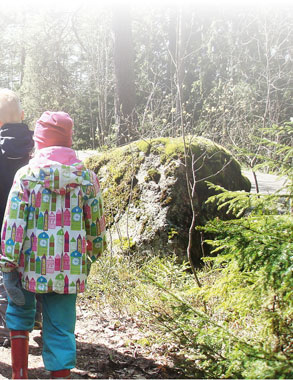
left=175, top=7, right=188, bottom=131
left=112, top=3, right=136, bottom=146
left=167, top=7, right=177, bottom=132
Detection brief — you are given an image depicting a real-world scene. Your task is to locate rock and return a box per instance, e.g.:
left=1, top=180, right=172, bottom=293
left=85, top=137, right=250, bottom=265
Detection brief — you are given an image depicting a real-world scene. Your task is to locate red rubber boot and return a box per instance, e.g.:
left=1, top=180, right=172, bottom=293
left=10, top=330, right=29, bottom=379
left=50, top=369, right=71, bottom=379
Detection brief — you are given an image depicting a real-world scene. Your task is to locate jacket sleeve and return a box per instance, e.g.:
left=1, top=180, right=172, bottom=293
left=0, top=172, right=29, bottom=272
left=83, top=171, right=107, bottom=263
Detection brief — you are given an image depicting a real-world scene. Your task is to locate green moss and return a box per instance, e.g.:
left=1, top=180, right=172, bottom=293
left=113, top=237, right=136, bottom=251
left=145, top=168, right=161, bottom=183
left=160, top=155, right=167, bottom=165
left=168, top=227, right=179, bottom=240
left=242, top=175, right=251, bottom=191
left=135, top=140, right=151, bottom=155
left=164, top=163, right=177, bottom=177
left=164, top=141, right=184, bottom=156
left=113, top=171, right=124, bottom=184
left=85, top=155, right=110, bottom=172
left=85, top=145, right=144, bottom=225
left=134, top=136, right=237, bottom=165
left=85, top=136, right=249, bottom=229
left=134, top=136, right=222, bottom=166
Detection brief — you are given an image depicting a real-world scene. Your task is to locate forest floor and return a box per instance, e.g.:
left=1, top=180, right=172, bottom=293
left=0, top=296, right=181, bottom=379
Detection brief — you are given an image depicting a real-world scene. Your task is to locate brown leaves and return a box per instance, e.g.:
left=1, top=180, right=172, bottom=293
left=73, top=302, right=180, bottom=378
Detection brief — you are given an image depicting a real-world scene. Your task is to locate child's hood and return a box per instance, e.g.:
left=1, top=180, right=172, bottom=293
left=0, top=123, right=34, bottom=159
left=19, top=147, right=94, bottom=194
left=21, top=162, right=94, bottom=195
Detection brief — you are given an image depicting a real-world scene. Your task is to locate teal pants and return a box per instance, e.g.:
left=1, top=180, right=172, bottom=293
left=6, top=290, right=77, bottom=371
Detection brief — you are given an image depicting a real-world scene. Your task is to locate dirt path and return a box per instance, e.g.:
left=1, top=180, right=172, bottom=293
left=243, top=170, right=287, bottom=194
left=0, top=298, right=180, bottom=379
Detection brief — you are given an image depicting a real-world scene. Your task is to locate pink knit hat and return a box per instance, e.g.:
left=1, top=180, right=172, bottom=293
left=33, top=111, right=73, bottom=149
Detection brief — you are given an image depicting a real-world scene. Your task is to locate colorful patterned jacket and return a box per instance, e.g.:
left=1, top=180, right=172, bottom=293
left=0, top=146, right=106, bottom=294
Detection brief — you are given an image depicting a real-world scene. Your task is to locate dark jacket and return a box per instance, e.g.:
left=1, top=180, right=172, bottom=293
left=0, top=123, right=34, bottom=232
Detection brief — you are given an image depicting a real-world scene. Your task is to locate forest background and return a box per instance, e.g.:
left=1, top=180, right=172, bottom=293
left=0, top=0, right=292, bottom=379
left=1, top=0, right=292, bottom=155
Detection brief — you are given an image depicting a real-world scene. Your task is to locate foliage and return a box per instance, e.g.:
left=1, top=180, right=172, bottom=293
left=85, top=247, right=292, bottom=378
left=1, top=2, right=292, bottom=376
left=255, top=123, right=293, bottom=178
left=197, top=125, right=293, bottom=377
left=233, top=122, right=293, bottom=177
left=0, top=3, right=292, bottom=153
left=83, top=124, right=292, bottom=378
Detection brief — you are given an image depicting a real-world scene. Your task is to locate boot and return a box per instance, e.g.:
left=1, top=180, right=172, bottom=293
left=50, top=369, right=71, bottom=379
left=10, top=330, right=29, bottom=379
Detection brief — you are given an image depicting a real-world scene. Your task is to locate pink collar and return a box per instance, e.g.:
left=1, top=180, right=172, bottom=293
left=30, top=146, right=81, bottom=167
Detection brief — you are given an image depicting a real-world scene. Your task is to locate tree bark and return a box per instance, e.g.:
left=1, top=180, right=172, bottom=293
left=112, top=3, right=136, bottom=146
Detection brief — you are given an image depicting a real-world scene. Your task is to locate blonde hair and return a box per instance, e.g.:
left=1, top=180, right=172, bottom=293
left=0, top=89, right=23, bottom=124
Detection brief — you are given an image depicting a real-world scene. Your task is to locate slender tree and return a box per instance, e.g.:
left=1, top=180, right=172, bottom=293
left=112, top=2, right=136, bottom=146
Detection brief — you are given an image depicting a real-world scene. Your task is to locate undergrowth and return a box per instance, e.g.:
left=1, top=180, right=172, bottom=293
left=82, top=245, right=292, bottom=378
left=80, top=123, right=292, bottom=379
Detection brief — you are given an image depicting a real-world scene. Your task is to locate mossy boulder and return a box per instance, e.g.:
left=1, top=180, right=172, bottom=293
left=85, top=136, right=250, bottom=265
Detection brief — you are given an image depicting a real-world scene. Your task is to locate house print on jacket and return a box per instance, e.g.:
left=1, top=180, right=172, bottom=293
left=0, top=161, right=106, bottom=294
left=9, top=197, right=20, bottom=219
left=41, top=189, right=50, bottom=211
left=71, top=206, right=82, bottom=230
left=38, top=232, right=49, bottom=256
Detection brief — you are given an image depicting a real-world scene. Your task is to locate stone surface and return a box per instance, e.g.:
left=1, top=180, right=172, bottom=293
left=84, top=137, right=251, bottom=265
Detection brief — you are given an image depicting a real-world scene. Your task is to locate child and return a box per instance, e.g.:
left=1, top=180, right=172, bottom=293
left=0, top=111, right=106, bottom=379
left=0, top=89, right=34, bottom=347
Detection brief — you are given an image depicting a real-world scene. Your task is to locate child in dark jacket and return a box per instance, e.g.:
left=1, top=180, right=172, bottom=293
left=0, top=89, right=34, bottom=231
left=0, top=110, right=106, bottom=379
left=0, top=89, right=34, bottom=347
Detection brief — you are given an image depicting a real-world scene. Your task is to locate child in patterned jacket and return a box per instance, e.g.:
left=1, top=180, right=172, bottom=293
left=0, top=111, right=106, bottom=379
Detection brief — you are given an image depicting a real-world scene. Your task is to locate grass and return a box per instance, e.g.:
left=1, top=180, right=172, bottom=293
left=78, top=252, right=293, bottom=379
